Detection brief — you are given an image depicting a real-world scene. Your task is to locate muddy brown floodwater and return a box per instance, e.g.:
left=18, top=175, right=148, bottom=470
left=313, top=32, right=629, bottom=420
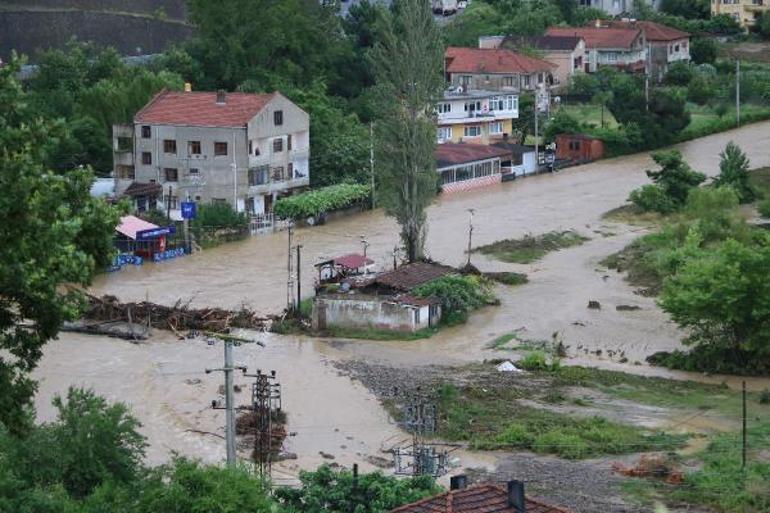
left=34, top=123, right=770, bottom=487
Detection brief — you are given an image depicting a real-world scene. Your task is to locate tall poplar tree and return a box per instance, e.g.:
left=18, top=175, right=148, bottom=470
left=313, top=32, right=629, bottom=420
left=371, top=0, right=444, bottom=262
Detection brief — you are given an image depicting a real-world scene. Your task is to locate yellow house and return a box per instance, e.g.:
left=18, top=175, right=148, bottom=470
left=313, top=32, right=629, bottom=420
left=712, top=0, right=769, bottom=29
left=437, top=89, right=518, bottom=145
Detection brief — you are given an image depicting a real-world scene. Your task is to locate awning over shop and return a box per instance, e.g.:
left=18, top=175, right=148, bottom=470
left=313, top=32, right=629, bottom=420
left=116, top=215, right=160, bottom=240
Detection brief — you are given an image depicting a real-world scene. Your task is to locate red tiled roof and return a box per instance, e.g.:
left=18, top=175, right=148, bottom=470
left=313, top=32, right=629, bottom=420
left=389, top=485, right=570, bottom=513
left=122, top=182, right=162, bottom=197
left=445, top=47, right=556, bottom=74
left=135, top=89, right=276, bottom=127
left=435, top=143, right=511, bottom=168
left=611, top=20, right=690, bottom=42
left=545, top=27, right=642, bottom=49
left=334, top=253, right=374, bottom=269
left=375, top=262, right=455, bottom=291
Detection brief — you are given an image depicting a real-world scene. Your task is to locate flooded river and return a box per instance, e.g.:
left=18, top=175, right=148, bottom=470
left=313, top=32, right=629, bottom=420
left=34, top=122, right=770, bottom=477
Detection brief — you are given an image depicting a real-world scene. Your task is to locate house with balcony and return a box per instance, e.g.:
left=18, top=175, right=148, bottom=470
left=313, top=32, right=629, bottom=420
left=112, top=88, right=309, bottom=218
left=479, top=34, right=586, bottom=91
left=574, top=0, right=661, bottom=16
left=546, top=25, right=647, bottom=74
left=444, top=47, right=557, bottom=93
left=437, top=89, right=519, bottom=145
left=712, top=0, right=768, bottom=29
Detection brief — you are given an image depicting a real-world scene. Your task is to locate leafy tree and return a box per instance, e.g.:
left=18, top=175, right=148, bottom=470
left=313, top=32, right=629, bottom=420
left=690, top=37, right=717, bottom=65
left=544, top=110, right=581, bottom=141
left=414, top=275, right=494, bottom=320
left=664, top=62, right=693, bottom=86
left=660, top=236, right=770, bottom=372
left=0, top=388, right=146, bottom=499
left=0, top=59, right=120, bottom=435
left=660, top=0, right=710, bottom=19
left=687, top=74, right=713, bottom=105
left=757, top=11, right=770, bottom=40
left=713, top=142, right=756, bottom=203
left=371, top=0, right=444, bottom=262
left=630, top=151, right=706, bottom=213
left=276, top=464, right=439, bottom=513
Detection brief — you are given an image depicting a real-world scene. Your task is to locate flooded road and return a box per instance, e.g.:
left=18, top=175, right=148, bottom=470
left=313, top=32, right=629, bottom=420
left=34, top=122, right=770, bottom=476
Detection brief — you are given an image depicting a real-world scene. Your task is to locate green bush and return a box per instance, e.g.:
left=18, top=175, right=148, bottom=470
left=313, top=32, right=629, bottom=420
left=533, top=431, right=589, bottom=459
left=758, top=200, right=770, bottom=218
left=413, top=274, right=493, bottom=318
left=273, top=183, right=371, bottom=220
left=191, top=202, right=248, bottom=230
left=629, top=184, right=677, bottom=214
left=629, top=151, right=706, bottom=213
left=518, top=350, right=560, bottom=372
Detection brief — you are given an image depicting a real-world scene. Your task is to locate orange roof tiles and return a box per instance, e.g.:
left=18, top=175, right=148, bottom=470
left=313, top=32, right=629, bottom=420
left=389, top=485, right=570, bottom=513
left=609, top=20, right=690, bottom=41
left=135, top=89, right=275, bottom=128
left=445, top=47, right=556, bottom=74
left=545, top=26, right=642, bottom=49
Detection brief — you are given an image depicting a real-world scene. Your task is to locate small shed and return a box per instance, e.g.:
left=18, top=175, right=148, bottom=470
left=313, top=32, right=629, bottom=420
left=115, top=215, right=174, bottom=259
left=555, top=133, right=604, bottom=163
left=492, top=142, right=538, bottom=178
left=315, top=253, right=374, bottom=285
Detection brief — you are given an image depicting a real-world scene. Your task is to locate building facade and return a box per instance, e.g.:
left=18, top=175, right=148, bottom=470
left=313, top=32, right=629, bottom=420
left=113, top=89, right=309, bottom=218
left=575, top=0, right=660, bottom=16
left=437, top=89, right=519, bottom=145
left=611, top=20, right=690, bottom=82
left=444, top=47, right=557, bottom=93
left=712, top=0, right=769, bottom=29
left=546, top=26, right=647, bottom=73
left=435, top=143, right=511, bottom=193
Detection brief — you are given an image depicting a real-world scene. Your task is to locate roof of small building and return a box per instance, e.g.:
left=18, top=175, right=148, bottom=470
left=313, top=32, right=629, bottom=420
left=503, top=34, right=584, bottom=52
left=492, top=142, right=536, bottom=154
left=135, top=89, right=276, bottom=128
left=602, top=20, right=690, bottom=41
left=435, top=143, right=512, bottom=169
left=116, top=215, right=159, bottom=240
left=316, top=253, right=374, bottom=270
left=389, top=484, right=570, bottom=513
left=545, top=26, right=642, bottom=50
left=375, top=262, right=456, bottom=292
left=555, top=132, right=601, bottom=141
left=445, top=47, right=556, bottom=74
left=122, top=182, right=162, bottom=197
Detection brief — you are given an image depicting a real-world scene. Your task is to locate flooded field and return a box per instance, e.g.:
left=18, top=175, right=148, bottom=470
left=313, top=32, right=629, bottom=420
left=34, top=122, right=770, bottom=490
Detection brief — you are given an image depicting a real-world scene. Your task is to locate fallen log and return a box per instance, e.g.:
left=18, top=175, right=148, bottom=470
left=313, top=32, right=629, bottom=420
left=61, top=320, right=150, bottom=341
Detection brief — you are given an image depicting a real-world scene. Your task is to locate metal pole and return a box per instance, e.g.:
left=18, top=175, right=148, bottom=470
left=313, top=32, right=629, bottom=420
left=224, top=341, right=236, bottom=466
left=645, top=75, right=649, bottom=112
left=370, top=121, right=375, bottom=209
left=534, top=96, right=539, bottom=171
left=287, top=223, right=293, bottom=311
left=735, top=59, right=741, bottom=126
left=742, top=380, right=747, bottom=470
left=466, top=209, right=475, bottom=267
left=166, top=185, right=172, bottom=220
left=296, top=244, right=302, bottom=312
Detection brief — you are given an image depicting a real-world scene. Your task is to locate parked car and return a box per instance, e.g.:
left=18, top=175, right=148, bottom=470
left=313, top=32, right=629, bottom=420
left=432, top=0, right=458, bottom=15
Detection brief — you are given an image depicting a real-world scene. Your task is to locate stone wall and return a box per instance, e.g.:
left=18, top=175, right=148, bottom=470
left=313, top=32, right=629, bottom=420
left=313, top=295, right=427, bottom=333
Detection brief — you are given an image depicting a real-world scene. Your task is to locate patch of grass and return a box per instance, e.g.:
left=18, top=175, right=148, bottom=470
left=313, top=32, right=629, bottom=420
left=518, top=350, right=560, bottom=371
left=485, top=272, right=528, bottom=286
left=599, top=235, right=667, bottom=295
left=560, top=103, right=619, bottom=129
left=487, top=332, right=518, bottom=350
left=602, top=204, right=665, bottom=226
left=474, top=230, right=589, bottom=264
left=435, top=383, right=685, bottom=459
left=323, top=325, right=437, bottom=341
left=749, top=167, right=770, bottom=199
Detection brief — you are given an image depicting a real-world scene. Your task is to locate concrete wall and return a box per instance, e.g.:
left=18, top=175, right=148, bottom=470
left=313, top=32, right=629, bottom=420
left=448, top=72, right=547, bottom=93
left=0, top=10, right=193, bottom=61
left=313, top=295, right=434, bottom=333
left=507, top=151, right=537, bottom=177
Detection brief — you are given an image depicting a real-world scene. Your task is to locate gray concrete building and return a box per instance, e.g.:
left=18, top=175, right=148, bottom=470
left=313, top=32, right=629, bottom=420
left=113, top=88, right=309, bottom=218
left=576, top=0, right=660, bottom=16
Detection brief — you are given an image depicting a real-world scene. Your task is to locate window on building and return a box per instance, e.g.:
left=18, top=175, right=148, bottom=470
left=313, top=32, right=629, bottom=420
left=503, top=75, right=516, bottom=87
left=287, top=134, right=292, bottom=151
left=464, top=126, right=481, bottom=138
left=188, top=141, right=201, bottom=154
left=162, top=139, right=176, bottom=154
left=272, top=166, right=285, bottom=181
left=490, top=96, right=504, bottom=111
left=506, top=95, right=518, bottom=111
left=606, top=52, right=618, bottom=62
left=437, top=102, right=451, bottom=114
left=116, top=165, right=135, bottom=179
left=523, top=75, right=531, bottom=88
left=455, top=165, right=472, bottom=182
left=249, top=140, right=253, bottom=154
left=460, top=75, right=471, bottom=87
left=163, top=195, right=178, bottom=209
left=117, top=137, right=132, bottom=151
left=211, top=198, right=227, bottom=204
left=274, top=110, right=283, bottom=126
left=538, top=73, right=544, bottom=84
left=189, top=168, right=199, bottom=175
left=489, top=121, right=503, bottom=135
left=288, top=162, right=294, bottom=178
left=141, top=152, right=152, bottom=165
left=463, top=101, right=481, bottom=113
left=437, top=126, right=453, bottom=142
left=141, top=125, right=151, bottom=138
left=474, top=160, right=493, bottom=178
left=512, top=153, right=523, bottom=166
left=273, top=138, right=283, bottom=153
left=440, top=169, right=455, bottom=185
left=569, top=140, right=582, bottom=151
left=214, top=142, right=228, bottom=156
left=164, top=168, right=178, bottom=182
left=248, top=165, right=269, bottom=186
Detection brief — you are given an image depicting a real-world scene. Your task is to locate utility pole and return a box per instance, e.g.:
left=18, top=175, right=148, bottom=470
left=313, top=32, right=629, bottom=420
left=166, top=185, right=172, bottom=221
left=296, top=244, right=302, bottom=312
left=360, top=236, right=370, bottom=260
left=466, top=209, right=475, bottom=267
left=533, top=96, right=539, bottom=171
left=287, top=222, right=294, bottom=311
left=645, top=75, right=650, bottom=112
left=244, top=369, right=281, bottom=478
left=742, top=380, right=747, bottom=470
left=392, top=246, right=399, bottom=270
left=735, top=59, right=741, bottom=126
left=205, top=339, right=247, bottom=467
left=370, top=121, right=375, bottom=209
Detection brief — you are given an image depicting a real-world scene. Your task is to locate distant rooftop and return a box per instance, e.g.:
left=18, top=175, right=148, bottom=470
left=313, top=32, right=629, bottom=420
left=436, top=143, right=512, bottom=169
left=445, top=47, right=556, bottom=74
left=503, top=34, right=584, bottom=52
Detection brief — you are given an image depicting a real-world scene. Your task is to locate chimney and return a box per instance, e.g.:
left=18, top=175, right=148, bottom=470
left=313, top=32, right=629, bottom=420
left=216, top=89, right=226, bottom=104
left=507, top=480, right=525, bottom=513
left=184, top=82, right=192, bottom=93
left=449, top=475, right=468, bottom=490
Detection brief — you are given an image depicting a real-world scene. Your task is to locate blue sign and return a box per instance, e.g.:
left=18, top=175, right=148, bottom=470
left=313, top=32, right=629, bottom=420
left=136, top=225, right=176, bottom=241
left=152, top=247, right=188, bottom=263
left=181, top=201, right=197, bottom=220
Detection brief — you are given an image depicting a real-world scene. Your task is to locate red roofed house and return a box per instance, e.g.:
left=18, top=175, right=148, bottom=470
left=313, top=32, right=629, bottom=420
left=435, top=143, right=512, bottom=194
left=113, top=86, right=309, bottom=219
left=546, top=24, right=646, bottom=74
left=601, top=19, right=690, bottom=82
left=390, top=477, right=570, bottom=513
left=444, top=47, right=557, bottom=93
